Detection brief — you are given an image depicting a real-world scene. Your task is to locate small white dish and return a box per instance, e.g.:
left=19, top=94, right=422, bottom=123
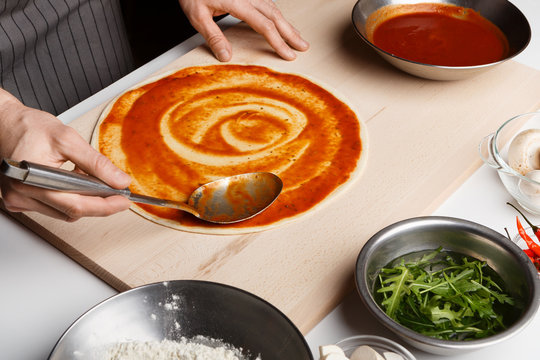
left=335, top=335, right=415, bottom=360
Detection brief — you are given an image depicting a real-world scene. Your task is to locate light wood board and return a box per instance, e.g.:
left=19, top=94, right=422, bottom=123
left=6, top=0, right=540, bottom=334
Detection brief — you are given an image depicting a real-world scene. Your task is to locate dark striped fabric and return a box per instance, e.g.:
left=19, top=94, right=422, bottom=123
left=0, top=0, right=134, bottom=115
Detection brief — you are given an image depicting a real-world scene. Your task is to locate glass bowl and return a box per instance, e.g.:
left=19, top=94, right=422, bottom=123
left=335, top=335, right=416, bottom=360
left=480, top=112, right=540, bottom=215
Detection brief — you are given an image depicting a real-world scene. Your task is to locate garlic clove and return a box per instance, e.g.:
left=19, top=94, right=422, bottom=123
left=350, top=345, right=385, bottom=360
left=507, top=129, right=540, bottom=175
left=319, top=344, right=346, bottom=358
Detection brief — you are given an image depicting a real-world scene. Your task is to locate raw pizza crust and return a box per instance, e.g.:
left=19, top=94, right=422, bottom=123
left=92, top=64, right=368, bottom=234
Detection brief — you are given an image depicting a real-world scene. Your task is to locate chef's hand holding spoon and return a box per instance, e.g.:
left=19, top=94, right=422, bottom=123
left=0, top=89, right=132, bottom=222
left=2, top=160, right=283, bottom=225
left=178, top=0, right=310, bottom=61
left=0, top=91, right=281, bottom=224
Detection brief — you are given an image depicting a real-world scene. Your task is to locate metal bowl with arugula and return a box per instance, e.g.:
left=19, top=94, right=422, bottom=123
left=355, top=216, right=540, bottom=355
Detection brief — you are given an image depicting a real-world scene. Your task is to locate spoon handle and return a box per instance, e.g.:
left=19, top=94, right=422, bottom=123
left=126, top=193, right=199, bottom=216
left=0, top=159, right=200, bottom=216
left=1, top=159, right=130, bottom=197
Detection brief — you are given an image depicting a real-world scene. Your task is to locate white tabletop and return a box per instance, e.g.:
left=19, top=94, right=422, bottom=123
left=2, top=2, right=540, bottom=359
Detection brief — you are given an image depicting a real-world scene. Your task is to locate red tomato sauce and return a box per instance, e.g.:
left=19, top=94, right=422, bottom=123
left=97, top=65, right=364, bottom=230
left=368, top=3, right=509, bottom=66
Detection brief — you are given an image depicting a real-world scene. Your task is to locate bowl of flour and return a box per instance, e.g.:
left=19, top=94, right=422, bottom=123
left=48, top=280, right=313, bottom=360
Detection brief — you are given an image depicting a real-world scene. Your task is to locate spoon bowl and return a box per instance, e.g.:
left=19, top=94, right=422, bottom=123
left=187, top=172, right=283, bottom=224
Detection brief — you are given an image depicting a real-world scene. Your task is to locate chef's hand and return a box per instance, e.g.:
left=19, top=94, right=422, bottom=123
left=0, top=89, right=132, bottom=222
left=178, top=0, right=309, bottom=61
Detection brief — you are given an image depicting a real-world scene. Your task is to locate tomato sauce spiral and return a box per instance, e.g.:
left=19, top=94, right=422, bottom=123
left=95, top=65, right=365, bottom=232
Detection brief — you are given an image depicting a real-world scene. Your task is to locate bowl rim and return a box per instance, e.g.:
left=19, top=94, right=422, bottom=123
left=47, top=279, right=314, bottom=359
left=351, top=0, right=532, bottom=70
left=335, top=334, right=417, bottom=360
left=355, top=216, right=540, bottom=352
left=491, top=112, right=540, bottom=185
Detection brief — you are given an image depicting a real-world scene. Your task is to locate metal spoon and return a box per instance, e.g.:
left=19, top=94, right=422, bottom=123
left=0, top=159, right=283, bottom=224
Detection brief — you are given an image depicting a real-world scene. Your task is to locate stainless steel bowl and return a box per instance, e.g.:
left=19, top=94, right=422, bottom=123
left=351, top=0, right=531, bottom=80
left=355, top=216, right=540, bottom=355
left=48, top=280, right=313, bottom=359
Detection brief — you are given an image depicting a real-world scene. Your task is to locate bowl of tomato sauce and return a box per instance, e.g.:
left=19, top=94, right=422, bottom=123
left=352, top=0, right=531, bottom=80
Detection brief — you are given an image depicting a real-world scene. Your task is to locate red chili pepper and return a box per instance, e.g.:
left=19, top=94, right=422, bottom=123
left=524, top=249, right=536, bottom=257
left=525, top=250, right=540, bottom=271
left=508, top=202, right=540, bottom=241
left=516, top=216, right=540, bottom=258
left=523, top=249, right=539, bottom=263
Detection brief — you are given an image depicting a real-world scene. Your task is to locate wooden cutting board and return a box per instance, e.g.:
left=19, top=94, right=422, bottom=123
left=6, top=0, right=540, bottom=334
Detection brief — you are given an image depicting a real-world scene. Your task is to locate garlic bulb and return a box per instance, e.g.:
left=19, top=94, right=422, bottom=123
left=507, top=129, right=540, bottom=175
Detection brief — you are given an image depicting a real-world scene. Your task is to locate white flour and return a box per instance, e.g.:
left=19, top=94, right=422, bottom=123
left=105, top=337, right=258, bottom=360
left=102, top=283, right=262, bottom=360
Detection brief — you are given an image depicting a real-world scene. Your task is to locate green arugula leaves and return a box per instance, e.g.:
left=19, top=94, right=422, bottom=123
left=375, top=247, right=521, bottom=341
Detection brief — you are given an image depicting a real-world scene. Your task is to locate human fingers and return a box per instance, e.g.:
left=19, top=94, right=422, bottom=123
left=179, top=0, right=308, bottom=61
left=49, top=125, right=132, bottom=190
left=39, top=192, right=132, bottom=220
left=2, top=103, right=131, bottom=191
left=1, top=188, right=75, bottom=221
left=0, top=92, right=132, bottom=220
left=2, top=120, right=131, bottom=219
left=226, top=0, right=308, bottom=60
left=179, top=1, right=233, bottom=61
left=195, top=16, right=233, bottom=62
left=251, top=0, right=309, bottom=52
left=1, top=178, right=131, bottom=221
